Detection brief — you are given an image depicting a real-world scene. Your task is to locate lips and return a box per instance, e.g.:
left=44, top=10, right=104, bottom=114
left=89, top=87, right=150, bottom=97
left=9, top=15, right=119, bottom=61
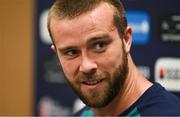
left=82, top=79, right=103, bottom=85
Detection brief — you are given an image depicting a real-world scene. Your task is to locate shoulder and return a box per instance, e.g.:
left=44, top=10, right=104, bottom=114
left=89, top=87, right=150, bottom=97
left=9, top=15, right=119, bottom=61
left=74, top=106, right=94, bottom=116
left=138, top=83, right=180, bottom=116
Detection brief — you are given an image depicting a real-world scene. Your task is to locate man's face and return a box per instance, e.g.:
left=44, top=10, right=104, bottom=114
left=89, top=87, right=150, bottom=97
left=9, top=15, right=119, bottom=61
left=50, top=3, right=128, bottom=107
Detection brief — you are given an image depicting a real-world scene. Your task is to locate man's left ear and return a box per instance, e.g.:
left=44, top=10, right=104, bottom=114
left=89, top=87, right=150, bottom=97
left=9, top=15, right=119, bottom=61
left=51, top=44, right=57, bottom=53
left=123, top=26, right=132, bottom=53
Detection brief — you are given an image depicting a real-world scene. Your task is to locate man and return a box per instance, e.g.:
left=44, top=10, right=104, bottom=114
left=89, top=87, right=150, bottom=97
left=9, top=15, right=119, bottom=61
left=47, top=0, right=180, bottom=116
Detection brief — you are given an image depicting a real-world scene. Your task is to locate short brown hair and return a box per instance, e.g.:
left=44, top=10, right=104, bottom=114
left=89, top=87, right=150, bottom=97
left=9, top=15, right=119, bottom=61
left=48, top=0, right=127, bottom=42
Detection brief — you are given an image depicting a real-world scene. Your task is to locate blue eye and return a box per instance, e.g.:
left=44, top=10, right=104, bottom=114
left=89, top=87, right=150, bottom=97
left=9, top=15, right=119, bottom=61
left=64, top=49, right=80, bottom=58
left=95, top=42, right=106, bottom=49
left=66, top=51, right=74, bottom=56
left=92, top=41, right=108, bottom=53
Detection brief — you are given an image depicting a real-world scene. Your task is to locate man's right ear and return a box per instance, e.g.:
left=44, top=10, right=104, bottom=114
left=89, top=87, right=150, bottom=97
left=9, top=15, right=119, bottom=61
left=51, top=44, right=57, bottom=53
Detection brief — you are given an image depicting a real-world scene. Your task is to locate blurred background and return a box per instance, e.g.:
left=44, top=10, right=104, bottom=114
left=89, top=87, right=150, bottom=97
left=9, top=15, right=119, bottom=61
left=0, top=0, right=180, bottom=116
left=0, top=0, right=33, bottom=116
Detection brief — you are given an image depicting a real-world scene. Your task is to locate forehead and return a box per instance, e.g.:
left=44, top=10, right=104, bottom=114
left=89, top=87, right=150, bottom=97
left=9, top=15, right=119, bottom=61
left=50, top=2, right=116, bottom=45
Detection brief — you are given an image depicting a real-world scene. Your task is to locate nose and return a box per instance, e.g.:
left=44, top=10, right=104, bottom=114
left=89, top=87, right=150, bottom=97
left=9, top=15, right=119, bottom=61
left=79, top=54, right=97, bottom=73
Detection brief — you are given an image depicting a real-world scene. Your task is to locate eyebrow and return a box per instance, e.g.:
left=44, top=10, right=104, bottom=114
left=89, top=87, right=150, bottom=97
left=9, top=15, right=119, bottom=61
left=86, top=34, right=112, bottom=45
left=58, top=34, right=112, bottom=53
left=58, top=46, right=77, bottom=54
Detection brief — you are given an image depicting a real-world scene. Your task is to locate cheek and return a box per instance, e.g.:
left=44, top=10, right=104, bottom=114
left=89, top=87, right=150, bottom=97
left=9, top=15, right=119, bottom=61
left=99, top=44, right=122, bottom=70
left=97, top=51, right=121, bottom=72
left=60, top=59, right=80, bottom=81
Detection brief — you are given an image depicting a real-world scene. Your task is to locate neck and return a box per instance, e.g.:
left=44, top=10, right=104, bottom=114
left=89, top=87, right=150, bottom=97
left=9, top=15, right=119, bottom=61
left=92, top=55, right=152, bottom=116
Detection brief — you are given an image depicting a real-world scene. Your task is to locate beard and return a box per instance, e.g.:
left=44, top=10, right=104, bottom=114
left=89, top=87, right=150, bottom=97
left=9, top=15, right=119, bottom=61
left=62, top=46, right=128, bottom=108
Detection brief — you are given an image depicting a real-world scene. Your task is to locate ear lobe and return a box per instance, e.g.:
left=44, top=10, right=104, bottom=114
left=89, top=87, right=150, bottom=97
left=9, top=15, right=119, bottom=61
left=123, top=26, right=132, bottom=53
left=51, top=44, right=57, bottom=53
